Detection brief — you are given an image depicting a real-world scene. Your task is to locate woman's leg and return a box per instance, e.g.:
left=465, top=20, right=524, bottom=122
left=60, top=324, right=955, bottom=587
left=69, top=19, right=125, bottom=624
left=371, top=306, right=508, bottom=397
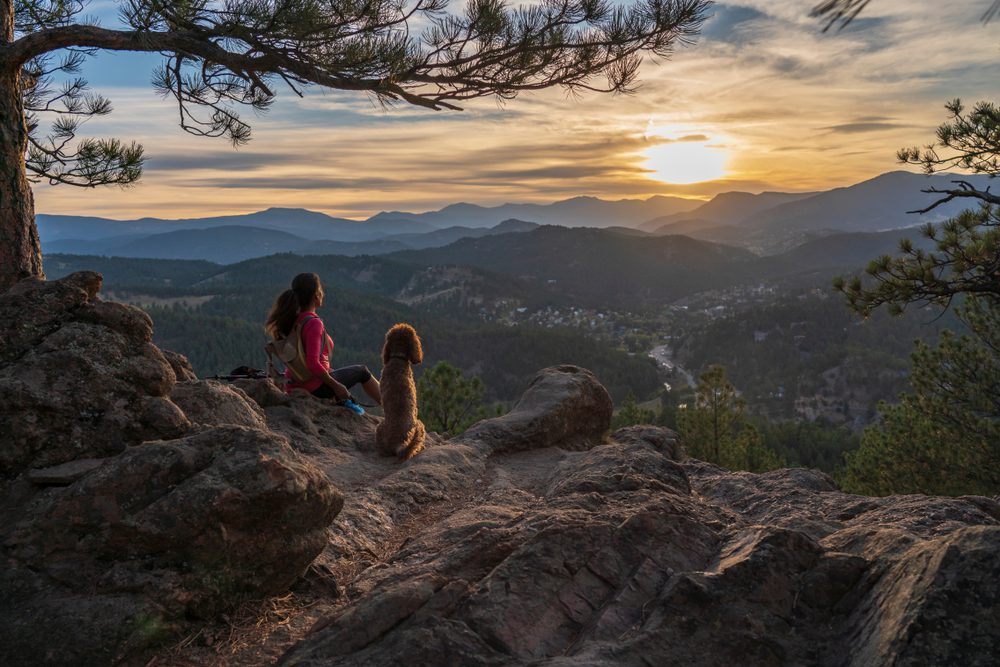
left=331, top=365, right=381, bottom=406
left=362, top=376, right=382, bottom=406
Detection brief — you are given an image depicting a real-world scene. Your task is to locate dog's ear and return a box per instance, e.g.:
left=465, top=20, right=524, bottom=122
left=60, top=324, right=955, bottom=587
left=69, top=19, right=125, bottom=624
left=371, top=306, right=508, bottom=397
left=408, top=325, right=423, bottom=364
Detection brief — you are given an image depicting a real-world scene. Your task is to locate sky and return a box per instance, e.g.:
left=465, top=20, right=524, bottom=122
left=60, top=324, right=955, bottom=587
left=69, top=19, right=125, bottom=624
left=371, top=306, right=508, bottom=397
left=28, top=0, right=1000, bottom=220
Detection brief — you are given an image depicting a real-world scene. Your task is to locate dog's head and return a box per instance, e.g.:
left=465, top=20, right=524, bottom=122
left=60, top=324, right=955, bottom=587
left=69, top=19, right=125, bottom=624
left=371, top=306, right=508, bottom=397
left=382, top=323, right=423, bottom=365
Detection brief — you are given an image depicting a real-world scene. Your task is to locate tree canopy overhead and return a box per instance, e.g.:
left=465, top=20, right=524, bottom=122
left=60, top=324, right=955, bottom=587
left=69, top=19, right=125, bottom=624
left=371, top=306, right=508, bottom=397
left=813, top=0, right=1000, bottom=30
left=0, top=0, right=712, bottom=289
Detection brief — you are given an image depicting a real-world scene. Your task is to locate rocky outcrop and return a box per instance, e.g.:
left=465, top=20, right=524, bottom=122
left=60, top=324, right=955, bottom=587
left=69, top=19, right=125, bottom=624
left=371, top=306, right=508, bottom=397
left=463, top=365, right=612, bottom=454
left=0, top=272, right=182, bottom=475
left=4, top=272, right=1000, bottom=667
left=277, top=420, right=1000, bottom=666
left=0, top=273, right=343, bottom=666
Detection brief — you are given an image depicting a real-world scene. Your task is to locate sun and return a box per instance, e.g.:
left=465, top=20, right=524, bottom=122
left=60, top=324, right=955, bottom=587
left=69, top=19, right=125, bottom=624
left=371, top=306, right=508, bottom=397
left=642, top=138, right=729, bottom=185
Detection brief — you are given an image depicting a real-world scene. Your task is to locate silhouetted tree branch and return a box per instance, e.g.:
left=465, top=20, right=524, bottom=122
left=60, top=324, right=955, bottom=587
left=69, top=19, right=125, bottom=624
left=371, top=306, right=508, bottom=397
left=813, top=0, right=1000, bottom=31
left=0, top=0, right=712, bottom=289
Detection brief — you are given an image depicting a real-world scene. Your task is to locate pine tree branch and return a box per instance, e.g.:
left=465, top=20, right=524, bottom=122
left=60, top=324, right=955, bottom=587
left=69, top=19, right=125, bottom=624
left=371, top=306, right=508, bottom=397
left=908, top=181, right=1000, bottom=215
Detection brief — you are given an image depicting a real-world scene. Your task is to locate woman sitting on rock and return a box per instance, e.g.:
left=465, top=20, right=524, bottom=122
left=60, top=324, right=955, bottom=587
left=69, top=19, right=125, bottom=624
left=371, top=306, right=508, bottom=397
left=266, top=272, right=381, bottom=413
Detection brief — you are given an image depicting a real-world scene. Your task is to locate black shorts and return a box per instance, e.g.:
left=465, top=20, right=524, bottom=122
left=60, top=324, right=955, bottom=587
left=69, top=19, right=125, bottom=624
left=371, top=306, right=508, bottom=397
left=310, top=365, right=373, bottom=398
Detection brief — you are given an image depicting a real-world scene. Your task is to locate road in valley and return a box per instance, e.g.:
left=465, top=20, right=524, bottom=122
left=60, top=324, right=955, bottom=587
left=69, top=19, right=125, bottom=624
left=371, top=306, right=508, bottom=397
left=649, top=345, right=696, bottom=389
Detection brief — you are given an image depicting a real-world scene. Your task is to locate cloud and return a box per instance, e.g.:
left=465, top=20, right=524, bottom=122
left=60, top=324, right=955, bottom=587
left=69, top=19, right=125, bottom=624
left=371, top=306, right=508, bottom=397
left=31, top=0, right=1000, bottom=219
left=822, top=121, right=909, bottom=134
left=701, top=5, right=770, bottom=44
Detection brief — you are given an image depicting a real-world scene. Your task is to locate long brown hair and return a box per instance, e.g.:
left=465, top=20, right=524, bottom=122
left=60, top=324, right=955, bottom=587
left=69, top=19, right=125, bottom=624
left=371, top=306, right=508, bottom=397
left=265, top=273, right=323, bottom=338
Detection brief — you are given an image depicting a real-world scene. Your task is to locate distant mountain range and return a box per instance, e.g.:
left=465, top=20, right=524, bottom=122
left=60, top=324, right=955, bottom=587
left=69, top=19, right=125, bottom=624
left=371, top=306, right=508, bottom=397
left=41, top=219, right=541, bottom=263
left=368, top=195, right=702, bottom=229
left=51, top=219, right=945, bottom=313
left=646, top=172, right=992, bottom=253
left=38, top=170, right=987, bottom=263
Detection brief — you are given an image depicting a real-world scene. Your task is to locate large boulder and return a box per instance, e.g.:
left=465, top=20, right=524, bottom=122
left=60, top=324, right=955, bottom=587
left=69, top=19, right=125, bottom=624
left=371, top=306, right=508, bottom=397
left=0, top=273, right=345, bottom=666
left=462, top=365, right=612, bottom=454
left=0, top=426, right=341, bottom=666
left=170, top=379, right=268, bottom=430
left=0, top=273, right=180, bottom=475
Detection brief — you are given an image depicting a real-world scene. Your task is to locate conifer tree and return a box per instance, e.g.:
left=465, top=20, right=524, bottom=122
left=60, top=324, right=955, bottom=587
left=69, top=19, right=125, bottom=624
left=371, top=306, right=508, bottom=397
left=417, top=360, right=491, bottom=436
left=841, top=298, right=1000, bottom=495
left=829, top=99, right=1000, bottom=495
left=677, top=364, right=782, bottom=472
left=813, top=5, right=1000, bottom=494
left=0, top=0, right=711, bottom=289
left=611, top=389, right=655, bottom=429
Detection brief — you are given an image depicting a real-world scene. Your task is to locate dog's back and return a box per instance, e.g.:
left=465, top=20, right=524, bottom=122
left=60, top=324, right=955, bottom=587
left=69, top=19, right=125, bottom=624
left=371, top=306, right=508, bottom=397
left=375, top=324, right=426, bottom=460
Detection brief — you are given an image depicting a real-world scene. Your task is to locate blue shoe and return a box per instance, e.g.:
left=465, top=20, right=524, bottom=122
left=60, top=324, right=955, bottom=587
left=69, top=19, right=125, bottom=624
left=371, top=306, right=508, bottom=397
left=341, top=398, right=365, bottom=415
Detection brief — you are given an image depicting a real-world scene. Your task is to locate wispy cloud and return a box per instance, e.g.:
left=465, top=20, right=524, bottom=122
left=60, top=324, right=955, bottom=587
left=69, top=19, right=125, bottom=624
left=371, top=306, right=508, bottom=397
left=31, top=0, right=1000, bottom=219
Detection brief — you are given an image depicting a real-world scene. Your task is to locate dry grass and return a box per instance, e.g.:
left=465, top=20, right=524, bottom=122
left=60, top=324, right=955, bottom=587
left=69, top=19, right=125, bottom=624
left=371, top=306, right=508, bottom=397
left=147, top=590, right=332, bottom=667
left=146, top=490, right=478, bottom=667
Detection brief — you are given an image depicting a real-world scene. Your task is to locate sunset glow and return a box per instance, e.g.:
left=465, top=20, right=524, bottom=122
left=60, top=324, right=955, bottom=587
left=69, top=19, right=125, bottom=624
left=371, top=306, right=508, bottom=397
left=30, top=1, right=1000, bottom=219
left=643, top=138, right=729, bottom=185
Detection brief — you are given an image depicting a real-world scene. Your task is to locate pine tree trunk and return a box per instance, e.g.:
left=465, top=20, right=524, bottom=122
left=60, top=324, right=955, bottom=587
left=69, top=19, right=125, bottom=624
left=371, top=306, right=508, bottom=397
left=0, top=2, right=43, bottom=292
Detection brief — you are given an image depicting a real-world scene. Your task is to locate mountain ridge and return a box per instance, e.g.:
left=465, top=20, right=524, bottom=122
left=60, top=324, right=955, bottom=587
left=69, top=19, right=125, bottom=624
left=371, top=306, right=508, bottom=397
left=38, top=171, right=989, bottom=261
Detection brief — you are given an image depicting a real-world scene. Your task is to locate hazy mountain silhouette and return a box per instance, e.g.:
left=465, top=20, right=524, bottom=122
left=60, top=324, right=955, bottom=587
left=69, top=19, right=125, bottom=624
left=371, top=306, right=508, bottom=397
left=641, top=191, right=815, bottom=232
left=37, top=207, right=436, bottom=244
left=741, top=172, right=991, bottom=233
left=54, top=226, right=409, bottom=263
left=773, top=226, right=934, bottom=272
left=367, top=195, right=702, bottom=229
left=648, top=172, right=992, bottom=252
left=37, top=171, right=990, bottom=262
left=381, top=219, right=539, bottom=249
left=43, top=219, right=541, bottom=264
left=386, top=225, right=760, bottom=307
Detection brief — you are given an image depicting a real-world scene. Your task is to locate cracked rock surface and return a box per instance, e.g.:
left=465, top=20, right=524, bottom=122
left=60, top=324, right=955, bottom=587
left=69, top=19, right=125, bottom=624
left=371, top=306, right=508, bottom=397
left=3, top=273, right=999, bottom=667
left=273, top=369, right=1000, bottom=667
left=0, top=274, right=342, bottom=666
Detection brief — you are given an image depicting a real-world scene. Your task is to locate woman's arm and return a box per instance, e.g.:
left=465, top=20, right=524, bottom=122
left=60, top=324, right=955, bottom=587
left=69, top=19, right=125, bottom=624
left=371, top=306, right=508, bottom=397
left=303, top=318, right=350, bottom=400
left=318, top=369, right=350, bottom=401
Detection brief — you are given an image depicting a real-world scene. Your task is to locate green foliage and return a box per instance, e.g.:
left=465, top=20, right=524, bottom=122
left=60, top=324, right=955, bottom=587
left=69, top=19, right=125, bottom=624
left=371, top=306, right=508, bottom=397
left=679, top=294, right=954, bottom=420
left=898, top=99, right=1000, bottom=176
left=835, top=100, right=1000, bottom=317
left=677, top=365, right=783, bottom=472
left=13, top=0, right=712, bottom=163
left=20, top=21, right=145, bottom=187
left=753, top=418, right=859, bottom=474
left=835, top=204, right=1000, bottom=317
left=841, top=299, right=1000, bottom=496
left=145, top=305, right=269, bottom=376
left=611, top=390, right=656, bottom=429
left=830, top=99, right=1000, bottom=496
left=417, top=361, right=495, bottom=436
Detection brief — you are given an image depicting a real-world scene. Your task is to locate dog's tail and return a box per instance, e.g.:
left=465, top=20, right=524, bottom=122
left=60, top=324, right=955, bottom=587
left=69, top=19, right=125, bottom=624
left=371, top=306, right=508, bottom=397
left=397, top=420, right=426, bottom=460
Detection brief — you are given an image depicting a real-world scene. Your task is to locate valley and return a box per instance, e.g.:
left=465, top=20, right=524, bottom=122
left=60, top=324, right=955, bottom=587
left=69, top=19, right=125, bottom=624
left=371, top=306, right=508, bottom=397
left=40, top=170, right=973, bottom=477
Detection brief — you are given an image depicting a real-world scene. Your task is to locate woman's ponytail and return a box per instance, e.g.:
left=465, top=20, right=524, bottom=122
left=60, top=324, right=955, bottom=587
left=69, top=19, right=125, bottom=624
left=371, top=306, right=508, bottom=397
left=265, top=273, right=323, bottom=338
left=266, top=289, right=299, bottom=338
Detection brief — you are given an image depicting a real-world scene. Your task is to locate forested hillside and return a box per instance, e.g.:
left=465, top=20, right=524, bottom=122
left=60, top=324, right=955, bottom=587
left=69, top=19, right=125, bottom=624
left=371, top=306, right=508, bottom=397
left=677, top=295, right=963, bottom=424
left=47, top=254, right=660, bottom=403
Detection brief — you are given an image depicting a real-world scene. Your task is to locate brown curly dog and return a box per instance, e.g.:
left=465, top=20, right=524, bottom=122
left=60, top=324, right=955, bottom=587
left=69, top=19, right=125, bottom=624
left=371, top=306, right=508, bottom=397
left=375, top=323, right=426, bottom=460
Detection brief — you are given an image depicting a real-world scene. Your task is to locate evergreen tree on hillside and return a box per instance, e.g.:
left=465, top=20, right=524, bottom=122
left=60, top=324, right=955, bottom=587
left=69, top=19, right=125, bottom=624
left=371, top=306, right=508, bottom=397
left=677, top=365, right=782, bottom=472
left=831, top=100, right=1000, bottom=495
left=0, top=0, right=711, bottom=289
left=611, top=390, right=656, bottom=429
left=813, top=6, right=1000, bottom=495
left=417, top=361, right=493, bottom=436
left=842, top=299, right=1000, bottom=496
